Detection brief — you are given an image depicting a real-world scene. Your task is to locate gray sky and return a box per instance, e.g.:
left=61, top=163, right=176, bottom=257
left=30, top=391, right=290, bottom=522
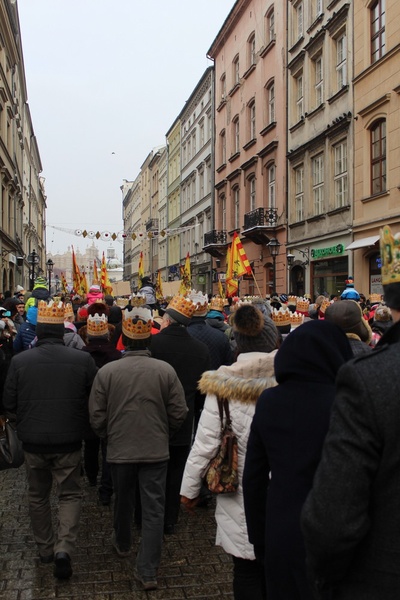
left=17, top=0, right=234, bottom=259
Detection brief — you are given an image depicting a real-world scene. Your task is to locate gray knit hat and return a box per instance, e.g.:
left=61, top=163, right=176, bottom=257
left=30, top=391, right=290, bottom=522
left=233, top=304, right=279, bottom=353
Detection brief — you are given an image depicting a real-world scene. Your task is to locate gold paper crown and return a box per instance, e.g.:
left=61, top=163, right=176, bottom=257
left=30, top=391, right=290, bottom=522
left=319, top=299, right=331, bottom=314
left=122, top=306, right=153, bottom=339
left=64, top=303, right=74, bottom=319
left=209, top=296, right=225, bottom=312
left=296, top=297, right=310, bottom=313
left=166, top=295, right=197, bottom=321
left=37, top=300, right=65, bottom=324
left=130, top=293, right=147, bottom=307
left=380, top=225, right=400, bottom=285
left=188, top=290, right=209, bottom=315
left=271, top=307, right=291, bottom=326
left=288, top=295, right=297, bottom=306
left=369, top=293, right=382, bottom=304
left=116, top=297, right=129, bottom=308
left=290, top=311, right=304, bottom=327
left=87, top=313, right=109, bottom=337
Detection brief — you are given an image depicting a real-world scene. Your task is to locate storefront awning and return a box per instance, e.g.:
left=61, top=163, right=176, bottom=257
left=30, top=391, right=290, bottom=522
left=345, top=236, right=380, bottom=251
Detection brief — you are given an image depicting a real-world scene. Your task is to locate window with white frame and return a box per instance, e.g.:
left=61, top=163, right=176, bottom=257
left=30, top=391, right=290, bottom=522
left=221, top=195, right=226, bottom=230
left=233, top=116, right=240, bottom=154
left=334, top=141, right=348, bottom=208
left=249, top=100, right=256, bottom=140
left=268, top=82, right=275, bottom=123
left=336, top=34, right=347, bottom=89
left=296, top=73, right=304, bottom=121
left=268, top=165, right=276, bottom=208
left=220, top=129, right=226, bottom=165
left=249, top=177, right=256, bottom=211
left=192, top=131, right=196, bottom=156
left=233, top=54, right=240, bottom=85
left=295, top=166, right=304, bottom=221
left=314, top=55, right=323, bottom=106
left=233, top=187, right=240, bottom=229
left=296, top=2, right=304, bottom=41
left=312, top=154, right=324, bottom=214
left=248, top=32, right=256, bottom=67
left=187, top=138, right=191, bottom=161
left=199, top=169, right=205, bottom=198
left=314, top=0, right=323, bottom=19
left=266, top=7, right=275, bottom=43
left=199, top=121, right=204, bottom=147
left=192, top=176, right=196, bottom=206
left=220, top=73, right=226, bottom=101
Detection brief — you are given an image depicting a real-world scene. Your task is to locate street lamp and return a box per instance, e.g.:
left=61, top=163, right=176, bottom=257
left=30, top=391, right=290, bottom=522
left=268, top=238, right=281, bottom=293
left=46, top=258, right=54, bottom=295
left=28, top=249, right=39, bottom=291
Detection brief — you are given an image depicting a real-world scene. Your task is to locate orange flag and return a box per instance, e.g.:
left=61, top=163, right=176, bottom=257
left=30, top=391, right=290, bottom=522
left=226, top=245, right=238, bottom=297
left=155, top=270, right=164, bottom=301
left=100, top=252, right=113, bottom=295
left=71, top=246, right=81, bottom=294
left=60, top=272, right=68, bottom=294
left=231, top=232, right=252, bottom=277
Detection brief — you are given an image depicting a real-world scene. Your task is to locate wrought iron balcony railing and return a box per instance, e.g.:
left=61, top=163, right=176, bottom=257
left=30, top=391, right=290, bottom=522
left=244, top=207, right=278, bottom=230
left=145, top=218, right=159, bottom=231
left=204, top=230, right=227, bottom=246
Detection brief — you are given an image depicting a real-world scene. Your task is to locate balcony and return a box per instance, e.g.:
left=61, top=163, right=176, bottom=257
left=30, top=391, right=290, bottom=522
left=203, top=230, right=227, bottom=257
left=145, top=218, right=159, bottom=231
left=242, top=207, right=278, bottom=244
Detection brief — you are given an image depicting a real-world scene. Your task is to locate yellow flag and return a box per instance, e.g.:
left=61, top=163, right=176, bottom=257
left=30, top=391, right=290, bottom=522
left=179, top=252, right=191, bottom=295
left=138, top=252, right=144, bottom=288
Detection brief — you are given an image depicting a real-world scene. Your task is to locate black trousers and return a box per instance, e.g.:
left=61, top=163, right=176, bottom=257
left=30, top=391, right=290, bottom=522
left=232, top=556, right=266, bottom=600
left=164, top=445, right=190, bottom=527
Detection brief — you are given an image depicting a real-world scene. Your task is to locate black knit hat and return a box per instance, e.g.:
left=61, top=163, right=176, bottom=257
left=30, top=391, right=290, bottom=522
left=233, top=304, right=279, bottom=353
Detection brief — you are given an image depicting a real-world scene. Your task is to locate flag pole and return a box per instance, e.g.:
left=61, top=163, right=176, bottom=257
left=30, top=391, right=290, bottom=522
left=251, top=269, right=263, bottom=297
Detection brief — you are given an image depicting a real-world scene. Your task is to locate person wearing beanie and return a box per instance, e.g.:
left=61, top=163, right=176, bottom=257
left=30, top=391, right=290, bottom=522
left=139, top=276, right=157, bottom=310
left=324, top=299, right=373, bottom=356
left=301, top=224, right=400, bottom=599
left=181, top=304, right=279, bottom=600
left=370, top=304, right=393, bottom=346
left=340, top=276, right=361, bottom=301
left=243, top=320, right=352, bottom=600
left=12, top=306, right=38, bottom=353
left=24, top=276, right=51, bottom=313
left=87, top=283, right=104, bottom=306
left=3, top=300, right=97, bottom=579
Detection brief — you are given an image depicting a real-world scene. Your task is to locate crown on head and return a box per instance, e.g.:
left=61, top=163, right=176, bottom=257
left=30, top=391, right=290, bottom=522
left=64, top=303, right=74, bottom=319
left=209, top=296, right=225, bottom=312
left=271, top=307, right=291, bottom=327
left=87, top=313, right=109, bottom=337
left=166, top=295, right=197, bottom=322
left=296, top=297, right=310, bottom=313
left=369, top=293, right=382, bottom=304
left=380, top=225, right=400, bottom=285
left=130, top=293, right=147, bottom=308
left=287, top=295, right=297, bottom=306
left=290, top=311, right=304, bottom=328
left=37, top=300, right=65, bottom=324
left=122, top=306, right=153, bottom=339
left=188, top=290, right=209, bottom=316
left=319, top=299, right=331, bottom=314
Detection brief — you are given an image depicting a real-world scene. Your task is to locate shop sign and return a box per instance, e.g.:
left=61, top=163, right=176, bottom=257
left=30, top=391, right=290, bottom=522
left=370, top=275, right=383, bottom=295
left=311, top=244, right=344, bottom=260
left=197, top=274, right=206, bottom=284
left=218, top=273, right=226, bottom=281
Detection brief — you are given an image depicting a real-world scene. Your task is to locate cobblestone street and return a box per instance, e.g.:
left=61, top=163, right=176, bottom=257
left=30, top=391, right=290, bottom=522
left=0, top=466, right=233, bottom=600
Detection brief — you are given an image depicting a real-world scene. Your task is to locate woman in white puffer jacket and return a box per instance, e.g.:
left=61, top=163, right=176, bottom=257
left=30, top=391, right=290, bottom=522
left=180, top=303, right=279, bottom=600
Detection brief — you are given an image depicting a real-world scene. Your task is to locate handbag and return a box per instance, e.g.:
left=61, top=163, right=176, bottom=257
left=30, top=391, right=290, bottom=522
left=203, top=398, right=239, bottom=494
left=0, top=416, right=25, bottom=471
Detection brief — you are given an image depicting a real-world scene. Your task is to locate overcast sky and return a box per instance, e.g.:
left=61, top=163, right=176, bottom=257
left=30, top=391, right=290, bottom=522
left=17, top=0, right=234, bottom=260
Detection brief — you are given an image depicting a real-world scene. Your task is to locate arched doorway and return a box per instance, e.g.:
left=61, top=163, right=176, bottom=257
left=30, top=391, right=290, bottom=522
left=289, top=265, right=305, bottom=296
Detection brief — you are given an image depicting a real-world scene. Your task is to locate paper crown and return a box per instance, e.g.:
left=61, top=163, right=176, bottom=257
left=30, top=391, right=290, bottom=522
left=290, top=311, right=304, bottom=328
left=369, top=293, right=382, bottom=304
left=287, top=295, right=297, bottom=306
left=319, top=299, right=331, bottom=314
left=87, top=313, right=109, bottom=337
left=64, top=303, right=74, bottom=319
left=122, top=306, right=153, bottom=339
left=166, top=295, right=197, bottom=325
left=188, top=290, right=209, bottom=316
left=296, top=297, right=310, bottom=313
left=130, top=293, right=147, bottom=307
left=380, top=225, right=400, bottom=285
left=209, top=296, right=225, bottom=312
left=37, top=300, right=65, bottom=324
left=116, top=297, right=129, bottom=308
left=271, top=307, right=291, bottom=327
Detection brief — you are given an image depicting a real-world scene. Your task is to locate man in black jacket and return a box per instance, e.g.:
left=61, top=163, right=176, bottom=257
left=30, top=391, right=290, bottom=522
left=3, top=300, right=97, bottom=580
left=150, top=294, right=210, bottom=533
left=301, top=224, right=400, bottom=599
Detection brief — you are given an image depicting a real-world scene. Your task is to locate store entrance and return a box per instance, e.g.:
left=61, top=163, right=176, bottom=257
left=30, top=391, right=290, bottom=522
left=311, top=257, right=348, bottom=301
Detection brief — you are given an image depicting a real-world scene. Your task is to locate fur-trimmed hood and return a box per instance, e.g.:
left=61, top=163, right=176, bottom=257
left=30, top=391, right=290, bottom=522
left=198, top=350, right=277, bottom=404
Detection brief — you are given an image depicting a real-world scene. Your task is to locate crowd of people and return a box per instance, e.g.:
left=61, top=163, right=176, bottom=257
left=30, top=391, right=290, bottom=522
left=1, top=223, right=400, bottom=598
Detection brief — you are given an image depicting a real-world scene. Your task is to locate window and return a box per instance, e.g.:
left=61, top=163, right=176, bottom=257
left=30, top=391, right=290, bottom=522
left=312, top=154, right=324, bottom=214
left=296, top=74, right=304, bottom=120
left=199, top=121, right=204, bottom=147
left=295, top=166, right=304, bottom=221
left=266, top=8, right=275, bottom=43
left=248, top=32, right=256, bottom=66
left=220, top=73, right=226, bottom=101
left=249, top=177, right=256, bottom=211
left=221, top=195, right=226, bottom=230
left=314, top=0, right=323, bottom=19
left=336, top=34, right=347, bottom=89
left=371, top=0, right=386, bottom=63
left=268, top=82, right=275, bottom=123
left=296, top=2, right=304, bottom=40
left=233, top=187, right=240, bottom=229
left=233, top=116, right=240, bottom=154
left=220, top=129, right=226, bottom=165
left=233, top=54, right=240, bottom=85
left=249, top=100, right=256, bottom=140
left=268, top=165, right=276, bottom=208
left=199, top=169, right=205, bottom=198
left=187, top=138, right=191, bottom=161
left=192, top=131, right=196, bottom=156
left=314, top=55, right=323, bottom=106
left=334, top=141, right=348, bottom=208
left=371, top=119, right=386, bottom=194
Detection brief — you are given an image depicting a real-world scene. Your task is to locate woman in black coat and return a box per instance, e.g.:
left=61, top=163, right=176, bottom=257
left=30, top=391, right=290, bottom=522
left=243, top=320, right=352, bottom=600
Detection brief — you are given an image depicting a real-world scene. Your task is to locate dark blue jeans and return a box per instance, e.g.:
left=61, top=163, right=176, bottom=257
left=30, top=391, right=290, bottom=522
left=111, top=461, right=168, bottom=578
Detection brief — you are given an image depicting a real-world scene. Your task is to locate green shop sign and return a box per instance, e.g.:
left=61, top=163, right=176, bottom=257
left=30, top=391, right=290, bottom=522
left=311, top=244, right=344, bottom=260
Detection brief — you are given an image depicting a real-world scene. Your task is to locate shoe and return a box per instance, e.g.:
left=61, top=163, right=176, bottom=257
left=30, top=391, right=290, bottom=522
left=53, top=552, right=72, bottom=579
left=134, top=568, right=158, bottom=591
left=111, top=531, right=130, bottom=558
left=164, top=523, right=175, bottom=535
left=39, top=553, right=54, bottom=564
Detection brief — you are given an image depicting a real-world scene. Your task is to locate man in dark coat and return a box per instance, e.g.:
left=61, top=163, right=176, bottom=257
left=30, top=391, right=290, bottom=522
left=3, top=300, right=97, bottom=580
left=301, top=224, right=400, bottom=599
left=150, top=294, right=210, bottom=533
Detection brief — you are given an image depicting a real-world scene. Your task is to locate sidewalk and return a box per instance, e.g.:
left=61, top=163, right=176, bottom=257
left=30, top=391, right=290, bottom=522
left=0, top=467, right=233, bottom=599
